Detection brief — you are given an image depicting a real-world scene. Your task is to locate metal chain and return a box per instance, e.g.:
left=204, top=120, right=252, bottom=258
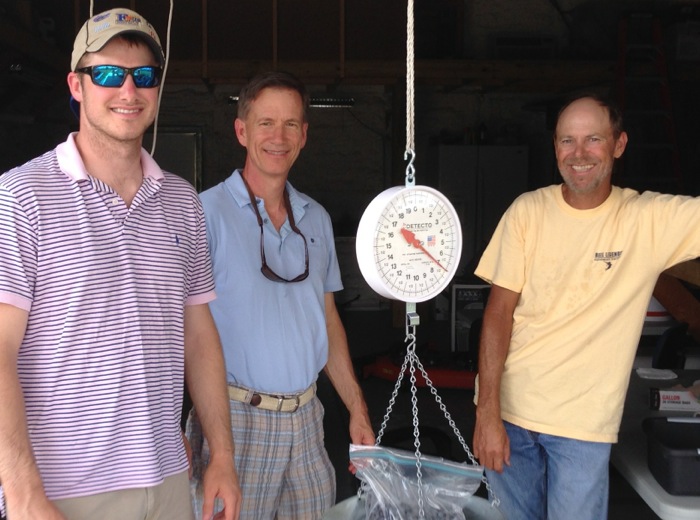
left=373, top=318, right=426, bottom=517
left=370, top=325, right=500, bottom=512
left=407, top=332, right=426, bottom=518
left=413, top=354, right=500, bottom=507
left=375, top=351, right=409, bottom=445
left=359, top=333, right=410, bottom=501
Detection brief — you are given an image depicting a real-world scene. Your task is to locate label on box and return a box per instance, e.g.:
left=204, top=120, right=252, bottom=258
left=650, top=388, right=700, bottom=412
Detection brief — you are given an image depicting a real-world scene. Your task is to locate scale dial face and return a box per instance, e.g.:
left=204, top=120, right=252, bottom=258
left=356, top=185, right=462, bottom=303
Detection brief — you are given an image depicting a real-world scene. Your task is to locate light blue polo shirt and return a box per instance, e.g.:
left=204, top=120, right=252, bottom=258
left=200, top=169, right=343, bottom=394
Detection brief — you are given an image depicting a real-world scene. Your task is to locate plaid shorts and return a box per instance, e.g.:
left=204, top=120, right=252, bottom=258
left=187, top=395, right=335, bottom=520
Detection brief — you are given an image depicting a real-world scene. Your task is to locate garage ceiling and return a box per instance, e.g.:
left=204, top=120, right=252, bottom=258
left=1, top=0, right=699, bottom=112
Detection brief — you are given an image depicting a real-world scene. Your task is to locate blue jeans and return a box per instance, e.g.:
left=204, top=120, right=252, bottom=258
left=486, top=421, right=611, bottom=520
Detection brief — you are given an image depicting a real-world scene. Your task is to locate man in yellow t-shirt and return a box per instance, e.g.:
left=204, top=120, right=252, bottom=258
left=472, top=94, right=700, bottom=520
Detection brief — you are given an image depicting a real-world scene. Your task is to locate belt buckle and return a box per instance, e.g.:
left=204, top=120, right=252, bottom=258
left=275, top=394, right=300, bottom=412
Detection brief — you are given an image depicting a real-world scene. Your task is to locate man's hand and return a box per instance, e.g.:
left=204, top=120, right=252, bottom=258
left=347, top=411, right=375, bottom=474
left=200, top=455, right=241, bottom=520
left=473, top=412, right=510, bottom=473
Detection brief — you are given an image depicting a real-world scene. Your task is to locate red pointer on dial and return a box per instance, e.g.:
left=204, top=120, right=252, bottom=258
left=400, top=228, right=447, bottom=271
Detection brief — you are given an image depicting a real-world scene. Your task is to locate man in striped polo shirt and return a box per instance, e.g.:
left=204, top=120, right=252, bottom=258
left=0, top=8, right=240, bottom=520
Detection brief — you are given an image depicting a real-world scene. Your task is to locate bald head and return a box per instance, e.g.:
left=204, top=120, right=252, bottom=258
left=555, top=95, right=624, bottom=140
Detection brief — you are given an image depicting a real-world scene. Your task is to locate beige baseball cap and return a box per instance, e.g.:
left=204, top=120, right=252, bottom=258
left=71, top=8, right=165, bottom=71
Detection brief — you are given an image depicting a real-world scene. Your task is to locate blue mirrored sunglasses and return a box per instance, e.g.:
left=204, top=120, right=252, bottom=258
left=76, top=65, right=162, bottom=89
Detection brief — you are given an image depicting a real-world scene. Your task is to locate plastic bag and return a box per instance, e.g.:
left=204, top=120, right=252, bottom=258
left=350, top=444, right=484, bottom=520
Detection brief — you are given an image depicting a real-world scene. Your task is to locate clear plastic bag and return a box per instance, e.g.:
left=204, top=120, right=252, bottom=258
left=350, top=444, right=484, bottom=520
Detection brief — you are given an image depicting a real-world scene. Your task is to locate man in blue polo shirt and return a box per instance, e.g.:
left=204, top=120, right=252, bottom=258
left=188, top=70, right=375, bottom=519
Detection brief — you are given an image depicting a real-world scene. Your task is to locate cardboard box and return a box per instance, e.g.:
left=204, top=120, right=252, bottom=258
left=649, top=384, right=700, bottom=412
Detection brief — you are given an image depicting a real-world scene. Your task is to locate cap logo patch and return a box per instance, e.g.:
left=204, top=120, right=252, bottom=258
left=115, top=13, right=142, bottom=25
left=92, top=13, right=110, bottom=23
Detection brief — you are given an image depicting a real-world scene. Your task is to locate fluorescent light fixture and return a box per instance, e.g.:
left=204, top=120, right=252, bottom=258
left=309, top=97, right=355, bottom=108
left=228, top=96, right=354, bottom=108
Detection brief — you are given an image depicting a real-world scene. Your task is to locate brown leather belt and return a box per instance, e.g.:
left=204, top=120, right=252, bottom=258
left=227, top=383, right=316, bottom=412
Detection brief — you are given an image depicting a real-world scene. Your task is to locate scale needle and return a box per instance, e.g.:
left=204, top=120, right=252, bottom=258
left=400, top=228, right=447, bottom=271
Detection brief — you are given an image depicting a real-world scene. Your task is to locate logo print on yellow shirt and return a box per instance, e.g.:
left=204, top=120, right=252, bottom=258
left=594, top=251, right=622, bottom=270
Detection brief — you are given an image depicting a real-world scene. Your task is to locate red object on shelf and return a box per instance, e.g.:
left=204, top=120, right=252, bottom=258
left=363, top=355, right=476, bottom=390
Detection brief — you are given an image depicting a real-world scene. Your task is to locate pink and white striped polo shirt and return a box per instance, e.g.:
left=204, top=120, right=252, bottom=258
left=0, top=133, right=215, bottom=504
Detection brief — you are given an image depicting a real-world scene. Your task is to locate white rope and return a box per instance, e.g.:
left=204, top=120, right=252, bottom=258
left=150, top=0, right=174, bottom=156
left=405, top=0, right=415, bottom=152
left=404, top=0, right=416, bottom=187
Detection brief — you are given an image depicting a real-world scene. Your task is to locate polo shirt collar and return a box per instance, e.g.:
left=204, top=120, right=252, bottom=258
left=56, top=133, right=164, bottom=183
left=225, top=169, right=308, bottom=221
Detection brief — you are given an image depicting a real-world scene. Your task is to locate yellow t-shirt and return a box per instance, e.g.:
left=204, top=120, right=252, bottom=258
left=475, top=185, right=700, bottom=443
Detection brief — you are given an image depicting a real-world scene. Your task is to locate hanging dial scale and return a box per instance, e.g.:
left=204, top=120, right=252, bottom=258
left=352, top=1, right=499, bottom=517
